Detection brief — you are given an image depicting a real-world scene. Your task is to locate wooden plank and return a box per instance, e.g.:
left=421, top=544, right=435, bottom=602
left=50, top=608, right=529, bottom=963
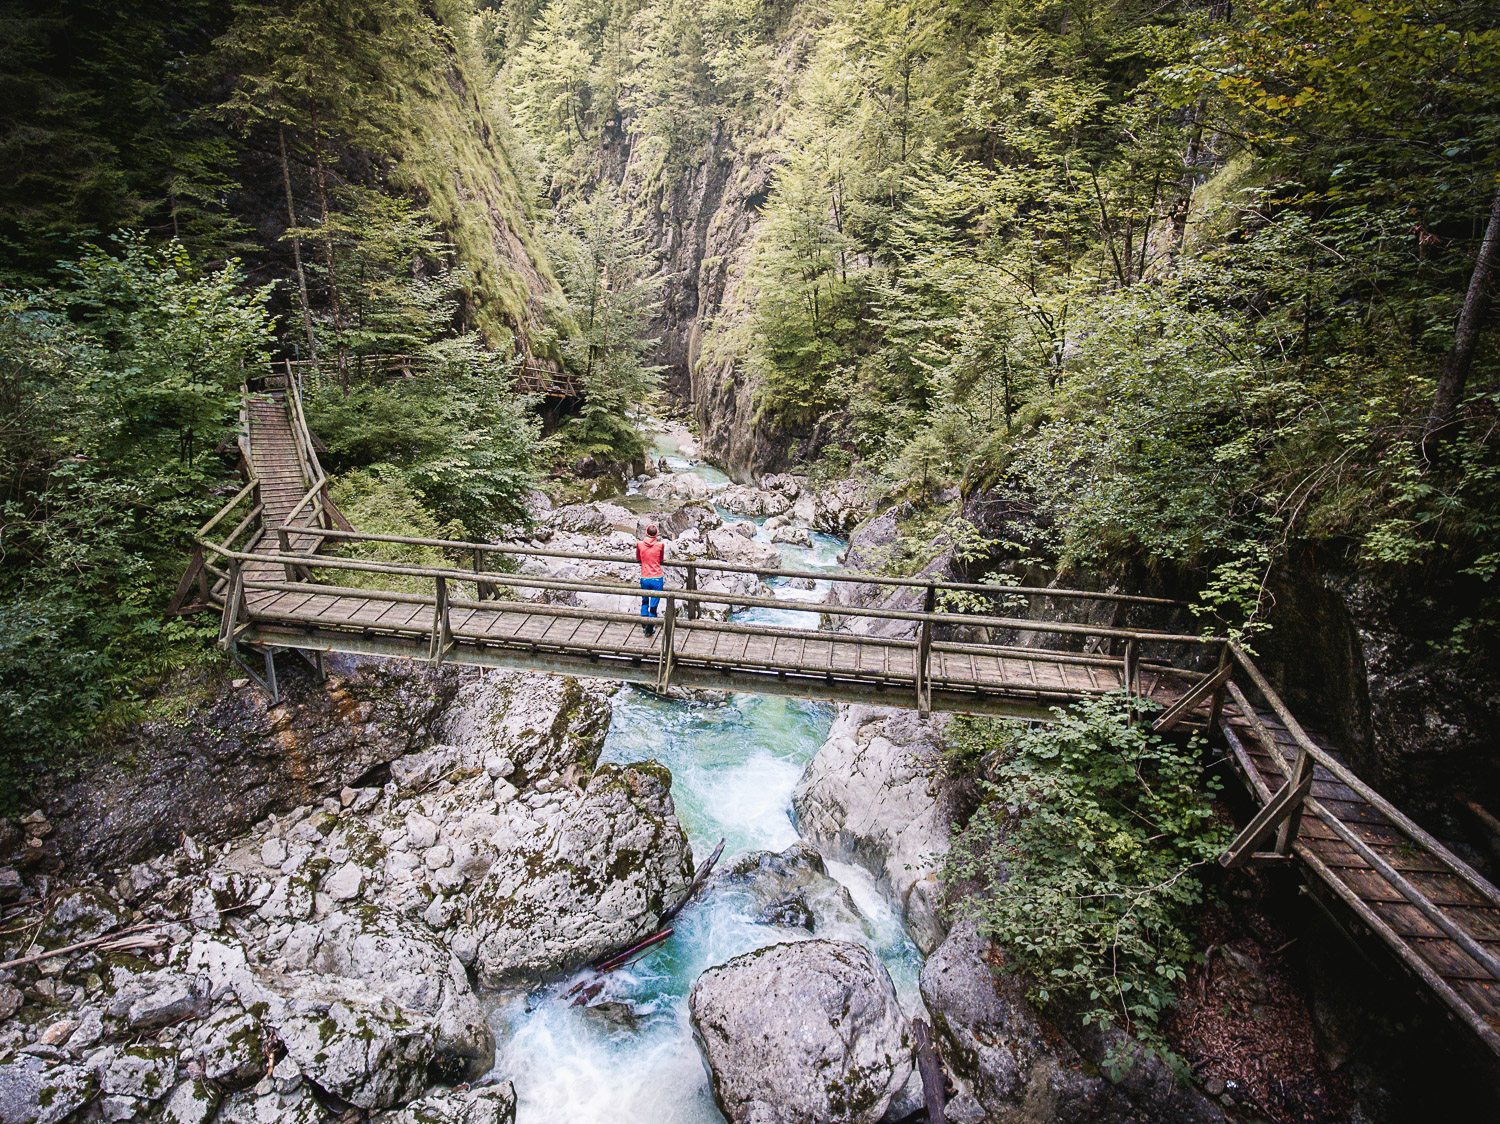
left=1335, top=865, right=1495, bottom=910
left=1370, top=900, right=1500, bottom=943
left=1408, top=937, right=1499, bottom=982
left=1309, top=837, right=1455, bottom=875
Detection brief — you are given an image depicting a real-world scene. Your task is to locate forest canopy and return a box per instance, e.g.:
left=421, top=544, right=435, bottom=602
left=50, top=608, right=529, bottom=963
left=1, top=0, right=1497, bottom=798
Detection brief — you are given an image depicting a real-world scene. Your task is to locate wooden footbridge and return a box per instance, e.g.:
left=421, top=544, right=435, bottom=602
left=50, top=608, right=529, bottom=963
left=171, top=372, right=1500, bottom=1060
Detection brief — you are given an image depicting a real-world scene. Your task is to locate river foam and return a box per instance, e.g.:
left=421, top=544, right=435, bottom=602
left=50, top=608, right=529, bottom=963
left=485, top=520, right=922, bottom=1122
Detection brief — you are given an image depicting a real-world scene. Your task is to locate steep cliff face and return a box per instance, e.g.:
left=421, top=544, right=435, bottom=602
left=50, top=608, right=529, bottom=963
left=595, top=120, right=791, bottom=480
left=384, top=18, right=567, bottom=353
left=1252, top=564, right=1500, bottom=857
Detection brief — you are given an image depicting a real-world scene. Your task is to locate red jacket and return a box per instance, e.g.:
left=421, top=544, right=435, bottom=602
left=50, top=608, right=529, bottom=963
left=636, top=537, right=665, bottom=579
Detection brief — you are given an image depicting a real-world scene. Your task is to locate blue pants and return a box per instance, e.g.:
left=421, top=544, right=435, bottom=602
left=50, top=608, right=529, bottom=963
left=640, top=577, right=663, bottom=619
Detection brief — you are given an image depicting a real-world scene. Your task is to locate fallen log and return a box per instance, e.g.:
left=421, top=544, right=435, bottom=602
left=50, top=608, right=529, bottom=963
left=662, top=836, right=726, bottom=923
left=593, top=927, right=674, bottom=973
left=912, top=1018, right=946, bottom=1124
left=0, top=903, right=248, bottom=972
left=564, top=926, right=678, bottom=1001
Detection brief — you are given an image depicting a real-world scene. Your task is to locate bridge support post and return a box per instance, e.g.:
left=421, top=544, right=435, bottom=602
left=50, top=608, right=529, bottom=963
left=1206, top=642, right=1231, bottom=736
left=428, top=576, right=453, bottom=665
left=916, top=585, right=936, bottom=715
left=1122, top=638, right=1139, bottom=698
left=277, top=527, right=297, bottom=583
left=263, top=647, right=279, bottom=704
left=1276, top=747, right=1315, bottom=855
left=218, top=560, right=245, bottom=653
left=686, top=565, right=699, bottom=620
left=1220, top=769, right=1315, bottom=868
left=657, top=596, right=676, bottom=691
left=473, top=549, right=497, bottom=601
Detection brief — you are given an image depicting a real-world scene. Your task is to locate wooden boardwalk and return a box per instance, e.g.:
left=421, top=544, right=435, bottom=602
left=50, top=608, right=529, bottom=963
left=1223, top=702, right=1500, bottom=1051
left=172, top=374, right=1500, bottom=1059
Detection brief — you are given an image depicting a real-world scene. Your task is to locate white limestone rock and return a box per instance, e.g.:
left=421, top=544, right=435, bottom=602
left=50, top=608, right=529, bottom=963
left=259, top=838, right=288, bottom=869
left=705, top=528, right=780, bottom=570
left=323, top=862, right=363, bottom=901
left=688, top=940, right=912, bottom=1124
left=161, top=1079, right=220, bottom=1124
left=0, top=1054, right=96, bottom=1124
left=437, top=671, right=612, bottom=782
left=469, top=762, right=693, bottom=986
left=375, top=1081, right=518, bottom=1124
left=103, top=969, right=211, bottom=1030
left=310, top=909, right=494, bottom=1080
left=190, top=1003, right=266, bottom=1088
left=792, top=705, right=954, bottom=953
left=275, top=995, right=431, bottom=1110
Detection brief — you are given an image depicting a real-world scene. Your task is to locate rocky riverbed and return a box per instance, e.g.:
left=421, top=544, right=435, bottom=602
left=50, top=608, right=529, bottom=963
left=1, top=478, right=1230, bottom=1124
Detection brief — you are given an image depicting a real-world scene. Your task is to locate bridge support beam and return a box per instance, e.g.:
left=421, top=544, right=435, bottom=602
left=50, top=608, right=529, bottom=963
left=239, top=625, right=1068, bottom=722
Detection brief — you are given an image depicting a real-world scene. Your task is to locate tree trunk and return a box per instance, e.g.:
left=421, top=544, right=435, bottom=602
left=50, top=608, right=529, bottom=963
left=309, top=107, right=348, bottom=394
left=279, top=125, right=320, bottom=372
left=1167, top=97, right=1208, bottom=272
left=1423, top=183, right=1500, bottom=451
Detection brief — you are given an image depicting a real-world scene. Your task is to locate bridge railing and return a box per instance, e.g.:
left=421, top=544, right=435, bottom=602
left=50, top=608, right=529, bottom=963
left=168, top=479, right=263, bottom=614
left=272, top=354, right=580, bottom=398
left=184, top=479, right=1500, bottom=1040
left=192, top=514, right=1228, bottom=712
left=1215, top=641, right=1500, bottom=1040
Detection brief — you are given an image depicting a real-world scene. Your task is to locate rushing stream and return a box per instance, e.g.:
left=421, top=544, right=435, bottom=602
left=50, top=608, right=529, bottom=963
left=487, top=440, right=924, bottom=1122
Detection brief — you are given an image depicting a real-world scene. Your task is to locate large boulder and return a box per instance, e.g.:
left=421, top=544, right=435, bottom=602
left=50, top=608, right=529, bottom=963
left=184, top=935, right=439, bottom=1110
left=36, top=658, right=465, bottom=869
left=437, top=671, right=612, bottom=783
left=689, top=940, right=912, bottom=1124
left=717, top=484, right=791, bottom=518
left=792, top=706, right=954, bottom=953
left=641, top=472, right=713, bottom=503
left=921, top=922, right=1227, bottom=1124
left=705, top=528, right=781, bottom=570
left=467, top=762, right=694, bottom=985
left=661, top=502, right=722, bottom=540
left=713, top=843, right=867, bottom=937
left=798, top=477, right=873, bottom=534
left=550, top=502, right=635, bottom=535
left=375, top=1082, right=518, bottom=1124
left=308, top=908, right=493, bottom=1079
left=0, top=1055, right=95, bottom=1124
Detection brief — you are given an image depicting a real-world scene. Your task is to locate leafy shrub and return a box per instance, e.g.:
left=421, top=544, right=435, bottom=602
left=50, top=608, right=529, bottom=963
left=305, top=352, right=544, bottom=539
left=945, top=694, right=1229, bottom=1063
left=0, top=237, right=272, bottom=807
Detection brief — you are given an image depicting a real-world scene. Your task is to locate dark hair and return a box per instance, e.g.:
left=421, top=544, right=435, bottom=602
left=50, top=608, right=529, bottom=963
left=646, top=524, right=659, bottom=536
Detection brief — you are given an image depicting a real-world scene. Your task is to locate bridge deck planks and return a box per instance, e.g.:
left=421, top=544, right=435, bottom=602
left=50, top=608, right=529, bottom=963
left=205, top=382, right=1500, bottom=1059
left=242, top=583, right=1144, bottom=704
left=1225, top=702, right=1500, bottom=1043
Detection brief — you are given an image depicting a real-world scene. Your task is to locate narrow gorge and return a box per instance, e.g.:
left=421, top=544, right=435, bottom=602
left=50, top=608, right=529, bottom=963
left=3, top=1, right=1499, bottom=1122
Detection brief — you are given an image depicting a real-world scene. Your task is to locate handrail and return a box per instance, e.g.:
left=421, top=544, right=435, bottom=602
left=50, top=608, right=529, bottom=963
left=195, top=480, right=259, bottom=541
left=284, top=372, right=320, bottom=488
left=280, top=353, right=580, bottom=396
left=1227, top=643, right=1500, bottom=911
left=195, top=537, right=1219, bottom=645
left=282, top=475, right=327, bottom=530
left=275, top=524, right=1188, bottom=609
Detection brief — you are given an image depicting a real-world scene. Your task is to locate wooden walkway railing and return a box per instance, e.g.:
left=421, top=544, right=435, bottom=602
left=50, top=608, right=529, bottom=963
left=274, top=355, right=581, bottom=398
left=167, top=372, right=1500, bottom=1059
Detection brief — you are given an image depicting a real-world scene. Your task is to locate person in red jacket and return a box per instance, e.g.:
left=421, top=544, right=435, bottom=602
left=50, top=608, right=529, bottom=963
left=636, top=524, right=666, bottom=636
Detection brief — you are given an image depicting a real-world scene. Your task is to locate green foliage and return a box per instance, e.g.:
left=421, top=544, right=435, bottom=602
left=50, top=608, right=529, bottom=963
left=325, top=467, right=465, bottom=594
left=946, top=695, right=1229, bottom=1064
left=305, top=346, right=544, bottom=539
left=0, top=238, right=274, bottom=806
left=0, top=0, right=247, bottom=277
left=543, top=185, right=662, bottom=468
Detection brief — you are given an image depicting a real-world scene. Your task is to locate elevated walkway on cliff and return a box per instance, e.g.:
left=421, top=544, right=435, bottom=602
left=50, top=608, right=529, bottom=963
left=168, top=369, right=1500, bottom=1060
